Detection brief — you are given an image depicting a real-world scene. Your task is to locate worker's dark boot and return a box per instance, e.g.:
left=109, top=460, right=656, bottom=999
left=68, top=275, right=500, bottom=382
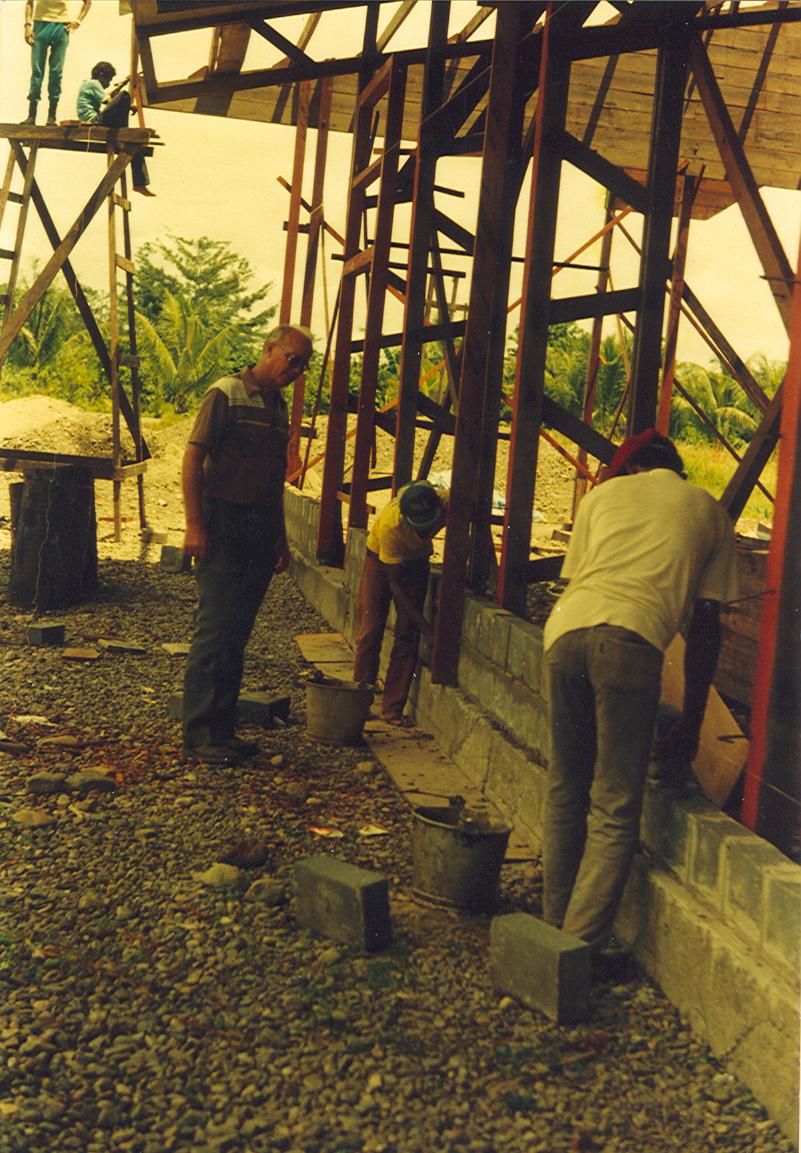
left=46, top=101, right=58, bottom=126
left=21, top=100, right=37, bottom=125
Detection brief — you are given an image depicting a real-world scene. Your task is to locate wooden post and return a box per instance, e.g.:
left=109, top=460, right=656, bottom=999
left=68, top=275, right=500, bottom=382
left=393, top=1, right=451, bottom=490
left=282, top=80, right=312, bottom=478
left=497, top=14, right=571, bottom=616
left=431, top=2, right=531, bottom=683
left=741, top=234, right=800, bottom=855
left=107, top=146, right=122, bottom=542
left=656, top=172, right=697, bottom=434
left=628, top=27, right=689, bottom=435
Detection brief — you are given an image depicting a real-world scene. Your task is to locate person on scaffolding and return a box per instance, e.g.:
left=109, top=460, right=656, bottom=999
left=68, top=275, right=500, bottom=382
left=353, top=480, right=448, bottom=727
left=23, top=0, right=92, bottom=125
left=76, top=61, right=155, bottom=197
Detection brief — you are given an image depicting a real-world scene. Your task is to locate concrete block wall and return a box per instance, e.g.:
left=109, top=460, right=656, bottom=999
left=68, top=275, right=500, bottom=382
left=284, top=486, right=800, bottom=1142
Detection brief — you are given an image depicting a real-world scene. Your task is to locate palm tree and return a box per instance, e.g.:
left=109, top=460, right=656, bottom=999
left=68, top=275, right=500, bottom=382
left=136, top=291, right=235, bottom=412
left=671, top=362, right=760, bottom=445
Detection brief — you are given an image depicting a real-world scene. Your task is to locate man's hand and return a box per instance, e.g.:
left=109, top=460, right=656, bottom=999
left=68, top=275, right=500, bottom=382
left=274, top=541, right=290, bottom=575
left=655, top=714, right=701, bottom=765
left=25, top=27, right=35, bottom=46
left=183, top=523, right=208, bottom=562
left=68, top=20, right=80, bottom=30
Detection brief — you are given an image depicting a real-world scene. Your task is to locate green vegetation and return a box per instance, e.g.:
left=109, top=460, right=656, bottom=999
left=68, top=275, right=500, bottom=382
left=0, top=235, right=784, bottom=525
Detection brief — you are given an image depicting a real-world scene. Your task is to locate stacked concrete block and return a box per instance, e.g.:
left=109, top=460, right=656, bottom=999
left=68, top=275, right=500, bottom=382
left=490, top=913, right=591, bottom=1024
left=294, top=855, right=391, bottom=952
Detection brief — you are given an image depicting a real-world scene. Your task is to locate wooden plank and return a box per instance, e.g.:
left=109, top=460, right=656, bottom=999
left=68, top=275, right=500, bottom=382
left=657, top=173, right=697, bottom=434
left=349, top=60, right=408, bottom=531
left=10, top=145, right=148, bottom=458
left=395, top=1, right=451, bottom=488
left=0, top=151, right=132, bottom=364
left=689, top=35, right=794, bottom=330
left=720, top=385, right=782, bottom=521
left=499, top=13, right=570, bottom=615
left=115, top=253, right=136, bottom=275
left=1, top=143, right=37, bottom=336
left=628, top=31, right=689, bottom=434
left=433, top=2, right=532, bottom=681
left=660, top=634, right=745, bottom=808
left=247, top=17, right=313, bottom=65
left=279, top=79, right=311, bottom=324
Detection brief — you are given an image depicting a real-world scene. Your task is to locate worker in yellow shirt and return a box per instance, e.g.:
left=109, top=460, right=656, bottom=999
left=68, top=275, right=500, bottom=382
left=353, top=481, right=448, bottom=726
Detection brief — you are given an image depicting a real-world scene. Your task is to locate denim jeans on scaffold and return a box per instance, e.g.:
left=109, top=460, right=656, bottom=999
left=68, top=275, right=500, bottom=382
left=183, top=498, right=281, bottom=749
left=542, top=625, right=663, bottom=950
left=28, top=22, right=69, bottom=103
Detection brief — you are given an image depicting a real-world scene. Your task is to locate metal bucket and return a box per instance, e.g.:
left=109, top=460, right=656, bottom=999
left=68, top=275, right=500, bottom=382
left=412, top=804, right=512, bottom=913
left=306, top=678, right=374, bottom=746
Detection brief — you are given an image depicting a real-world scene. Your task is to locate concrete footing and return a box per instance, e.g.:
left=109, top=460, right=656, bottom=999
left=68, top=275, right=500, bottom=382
left=293, top=855, right=392, bottom=953
left=490, top=913, right=591, bottom=1023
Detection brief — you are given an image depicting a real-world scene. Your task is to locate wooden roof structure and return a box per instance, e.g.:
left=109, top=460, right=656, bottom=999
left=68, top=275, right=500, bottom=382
left=133, top=1, right=801, bottom=218
left=126, top=0, right=800, bottom=857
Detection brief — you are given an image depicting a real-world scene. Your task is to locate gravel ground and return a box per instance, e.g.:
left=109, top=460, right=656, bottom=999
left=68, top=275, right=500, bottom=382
left=0, top=543, right=793, bottom=1153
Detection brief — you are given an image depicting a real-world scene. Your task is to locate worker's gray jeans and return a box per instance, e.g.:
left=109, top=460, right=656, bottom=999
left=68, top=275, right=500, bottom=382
left=542, top=625, right=663, bottom=950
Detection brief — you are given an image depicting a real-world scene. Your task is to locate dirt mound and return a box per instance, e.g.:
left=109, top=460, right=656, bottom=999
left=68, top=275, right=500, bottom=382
left=0, top=395, right=138, bottom=458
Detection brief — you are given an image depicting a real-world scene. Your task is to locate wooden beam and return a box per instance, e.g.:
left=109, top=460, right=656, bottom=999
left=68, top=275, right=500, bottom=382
left=432, top=2, right=532, bottom=681
left=349, top=61, right=408, bottom=530
left=499, top=15, right=571, bottom=614
left=376, top=0, right=417, bottom=52
left=394, top=1, right=451, bottom=489
left=657, top=173, right=697, bottom=433
left=720, top=387, right=782, bottom=521
left=143, top=40, right=492, bottom=105
left=0, top=151, right=132, bottom=363
left=628, top=29, right=689, bottom=434
left=560, top=132, right=648, bottom=212
left=9, top=145, right=148, bottom=457
left=688, top=34, right=793, bottom=329
left=247, top=17, right=313, bottom=65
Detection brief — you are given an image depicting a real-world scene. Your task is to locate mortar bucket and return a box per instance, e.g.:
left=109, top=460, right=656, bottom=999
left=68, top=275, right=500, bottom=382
left=412, top=804, right=512, bottom=913
left=306, top=678, right=374, bottom=746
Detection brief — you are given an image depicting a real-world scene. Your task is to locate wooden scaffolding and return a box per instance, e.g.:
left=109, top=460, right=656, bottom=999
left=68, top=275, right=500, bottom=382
left=0, top=122, right=157, bottom=542
left=131, top=0, right=801, bottom=852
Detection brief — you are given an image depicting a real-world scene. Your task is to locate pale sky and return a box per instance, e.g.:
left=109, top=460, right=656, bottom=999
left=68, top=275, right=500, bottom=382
left=0, top=0, right=798, bottom=372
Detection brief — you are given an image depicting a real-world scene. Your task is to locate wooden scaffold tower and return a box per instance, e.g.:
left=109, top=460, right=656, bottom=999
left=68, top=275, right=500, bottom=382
left=0, top=119, right=157, bottom=608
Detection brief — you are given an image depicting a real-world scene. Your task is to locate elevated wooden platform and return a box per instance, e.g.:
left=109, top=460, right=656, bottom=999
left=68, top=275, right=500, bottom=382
left=0, top=123, right=158, bottom=156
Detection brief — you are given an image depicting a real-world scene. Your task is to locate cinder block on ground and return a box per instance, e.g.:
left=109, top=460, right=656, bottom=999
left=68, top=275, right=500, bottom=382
left=167, top=692, right=290, bottom=727
left=490, top=912, right=591, bottom=1024
left=160, top=545, right=192, bottom=573
left=294, top=854, right=391, bottom=952
left=237, top=693, right=290, bottom=726
left=26, top=622, right=66, bottom=646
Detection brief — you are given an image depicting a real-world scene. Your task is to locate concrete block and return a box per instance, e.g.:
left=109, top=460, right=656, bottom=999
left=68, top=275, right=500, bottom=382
left=640, top=788, right=704, bottom=878
left=167, top=692, right=290, bottom=727
left=490, top=912, right=591, bottom=1024
left=763, top=864, right=801, bottom=972
left=723, top=839, right=781, bottom=940
left=506, top=617, right=545, bottom=693
left=485, top=730, right=546, bottom=849
left=688, top=809, right=751, bottom=896
left=160, top=545, right=192, bottom=573
left=293, top=855, right=391, bottom=952
left=237, top=692, right=290, bottom=726
left=26, top=622, right=65, bottom=646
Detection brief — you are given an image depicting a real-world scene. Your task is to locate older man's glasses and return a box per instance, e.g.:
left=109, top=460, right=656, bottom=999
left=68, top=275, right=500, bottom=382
left=278, top=346, right=309, bottom=372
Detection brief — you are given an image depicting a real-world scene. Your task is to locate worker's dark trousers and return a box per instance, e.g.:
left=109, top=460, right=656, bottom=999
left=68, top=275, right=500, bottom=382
left=183, top=498, right=280, bottom=749
left=353, top=552, right=429, bottom=720
left=98, top=90, right=150, bottom=188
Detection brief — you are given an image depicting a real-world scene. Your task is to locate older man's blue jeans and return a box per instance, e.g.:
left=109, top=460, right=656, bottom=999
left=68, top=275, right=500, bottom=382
left=543, top=625, right=663, bottom=950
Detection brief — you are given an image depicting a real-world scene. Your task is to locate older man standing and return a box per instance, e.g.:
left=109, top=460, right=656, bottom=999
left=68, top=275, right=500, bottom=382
left=542, top=430, right=738, bottom=955
left=181, top=324, right=313, bottom=766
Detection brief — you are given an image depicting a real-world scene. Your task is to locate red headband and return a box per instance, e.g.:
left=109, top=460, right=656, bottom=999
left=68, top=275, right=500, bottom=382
left=606, top=428, right=661, bottom=479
